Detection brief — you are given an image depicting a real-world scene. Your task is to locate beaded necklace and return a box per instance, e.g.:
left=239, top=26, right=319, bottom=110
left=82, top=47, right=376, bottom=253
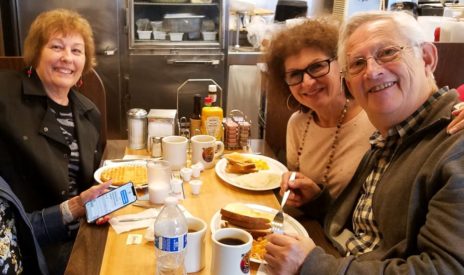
left=295, top=99, right=350, bottom=185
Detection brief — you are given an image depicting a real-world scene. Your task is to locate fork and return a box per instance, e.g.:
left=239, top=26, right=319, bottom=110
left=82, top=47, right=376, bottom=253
left=271, top=172, right=295, bottom=234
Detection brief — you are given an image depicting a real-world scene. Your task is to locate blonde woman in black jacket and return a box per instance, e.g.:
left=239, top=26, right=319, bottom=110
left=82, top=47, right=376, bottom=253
left=0, top=9, right=109, bottom=274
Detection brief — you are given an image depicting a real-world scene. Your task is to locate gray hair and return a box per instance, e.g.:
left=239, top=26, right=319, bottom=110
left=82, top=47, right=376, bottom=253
left=337, top=11, right=428, bottom=71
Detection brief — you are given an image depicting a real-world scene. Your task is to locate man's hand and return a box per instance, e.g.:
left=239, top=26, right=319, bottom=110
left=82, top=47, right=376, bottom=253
left=264, top=233, right=316, bottom=275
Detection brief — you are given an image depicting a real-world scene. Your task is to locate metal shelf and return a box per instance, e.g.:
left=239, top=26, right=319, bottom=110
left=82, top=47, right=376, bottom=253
left=134, top=2, right=218, bottom=6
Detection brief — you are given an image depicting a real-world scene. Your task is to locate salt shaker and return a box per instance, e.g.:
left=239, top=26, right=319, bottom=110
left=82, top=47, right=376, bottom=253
left=150, top=136, right=162, bottom=158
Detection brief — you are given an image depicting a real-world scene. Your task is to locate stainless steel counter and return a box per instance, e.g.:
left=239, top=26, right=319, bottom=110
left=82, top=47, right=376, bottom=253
left=227, top=47, right=263, bottom=65
left=226, top=47, right=265, bottom=139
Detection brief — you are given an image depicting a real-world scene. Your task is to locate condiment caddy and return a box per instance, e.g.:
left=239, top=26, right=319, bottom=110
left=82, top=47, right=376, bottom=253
left=223, top=109, right=251, bottom=150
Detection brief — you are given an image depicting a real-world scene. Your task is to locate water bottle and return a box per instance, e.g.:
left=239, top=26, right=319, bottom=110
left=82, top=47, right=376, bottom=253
left=154, top=196, right=187, bottom=275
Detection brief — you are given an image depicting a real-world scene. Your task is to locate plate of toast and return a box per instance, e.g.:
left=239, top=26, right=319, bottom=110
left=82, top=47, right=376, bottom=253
left=94, top=160, right=148, bottom=189
left=215, top=153, right=287, bottom=191
left=210, top=202, right=309, bottom=263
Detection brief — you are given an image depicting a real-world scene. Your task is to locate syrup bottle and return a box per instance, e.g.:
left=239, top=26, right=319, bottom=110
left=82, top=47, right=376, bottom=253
left=189, top=94, right=202, bottom=137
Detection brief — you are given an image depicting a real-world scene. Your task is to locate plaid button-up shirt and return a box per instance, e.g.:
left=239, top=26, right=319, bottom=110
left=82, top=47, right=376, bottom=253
left=345, top=88, right=447, bottom=255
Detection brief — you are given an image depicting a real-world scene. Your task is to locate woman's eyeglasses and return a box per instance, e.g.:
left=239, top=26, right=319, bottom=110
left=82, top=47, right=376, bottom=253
left=345, top=45, right=406, bottom=76
left=284, top=57, right=336, bottom=86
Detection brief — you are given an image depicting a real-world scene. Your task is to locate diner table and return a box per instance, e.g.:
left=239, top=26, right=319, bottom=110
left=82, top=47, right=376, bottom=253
left=65, top=139, right=339, bottom=275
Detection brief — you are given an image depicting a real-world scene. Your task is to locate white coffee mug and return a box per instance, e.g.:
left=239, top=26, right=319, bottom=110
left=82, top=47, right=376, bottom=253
left=184, top=217, right=207, bottom=273
left=211, top=228, right=252, bottom=275
left=162, top=135, right=188, bottom=170
left=191, top=135, right=224, bottom=169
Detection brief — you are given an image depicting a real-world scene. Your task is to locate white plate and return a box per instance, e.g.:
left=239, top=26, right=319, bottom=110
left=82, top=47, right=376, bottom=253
left=94, top=160, right=148, bottom=189
left=215, top=154, right=288, bottom=191
left=210, top=203, right=309, bottom=264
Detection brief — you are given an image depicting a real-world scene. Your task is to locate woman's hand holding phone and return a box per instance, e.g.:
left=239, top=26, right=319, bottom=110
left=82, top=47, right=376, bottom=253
left=84, top=182, right=137, bottom=223
left=67, top=181, right=112, bottom=223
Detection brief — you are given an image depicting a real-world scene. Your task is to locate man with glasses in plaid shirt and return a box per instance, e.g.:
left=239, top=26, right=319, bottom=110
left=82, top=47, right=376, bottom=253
left=264, top=11, right=464, bottom=275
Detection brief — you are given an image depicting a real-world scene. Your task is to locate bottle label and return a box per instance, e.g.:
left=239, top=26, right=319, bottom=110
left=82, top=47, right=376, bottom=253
left=190, top=119, right=201, bottom=136
left=205, top=116, right=221, bottom=137
left=154, top=234, right=187, bottom=252
left=209, top=93, right=217, bottom=103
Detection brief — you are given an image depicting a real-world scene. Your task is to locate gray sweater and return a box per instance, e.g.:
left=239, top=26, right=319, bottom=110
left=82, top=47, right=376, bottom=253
left=301, top=89, right=464, bottom=274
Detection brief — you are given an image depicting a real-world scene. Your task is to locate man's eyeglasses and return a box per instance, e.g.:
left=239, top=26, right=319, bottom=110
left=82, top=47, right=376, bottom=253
left=284, top=57, right=336, bottom=86
left=345, top=45, right=406, bottom=77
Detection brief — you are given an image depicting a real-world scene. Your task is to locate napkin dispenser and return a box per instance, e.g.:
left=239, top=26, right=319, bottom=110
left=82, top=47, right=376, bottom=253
left=147, top=109, right=178, bottom=140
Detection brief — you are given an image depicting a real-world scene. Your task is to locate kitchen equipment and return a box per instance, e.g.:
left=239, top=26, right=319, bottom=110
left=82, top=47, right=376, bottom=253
left=151, top=0, right=188, bottom=2
left=389, top=0, right=419, bottom=17
left=164, top=13, right=204, bottom=40
left=333, top=0, right=383, bottom=20
left=127, top=0, right=227, bottom=121
left=202, top=31, right=217, bottom=41
left=137, top=30, right=152, bottom=40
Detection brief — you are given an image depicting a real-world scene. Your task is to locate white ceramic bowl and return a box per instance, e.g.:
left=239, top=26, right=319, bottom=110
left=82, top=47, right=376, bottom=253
left=169, top=32, right=184, bottom=41
left=137, top=30, right=152, bottom=40
left=202, top=31, right=217, bottom=41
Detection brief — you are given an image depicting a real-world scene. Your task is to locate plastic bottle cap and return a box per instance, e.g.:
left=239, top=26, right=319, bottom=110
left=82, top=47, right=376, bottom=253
left=208, top=85, right=217, bottom=92
left=164, top=196, right=178, bottom=206
left=204, top=96, right=213, bottom=105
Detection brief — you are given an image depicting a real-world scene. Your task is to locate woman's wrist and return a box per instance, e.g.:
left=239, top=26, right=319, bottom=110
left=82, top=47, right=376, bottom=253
left=67, top=195, right=85, bottom=220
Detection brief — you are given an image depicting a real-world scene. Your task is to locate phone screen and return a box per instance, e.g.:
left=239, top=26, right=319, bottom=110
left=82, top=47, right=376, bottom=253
left=85, top=182, right=137, bottom=223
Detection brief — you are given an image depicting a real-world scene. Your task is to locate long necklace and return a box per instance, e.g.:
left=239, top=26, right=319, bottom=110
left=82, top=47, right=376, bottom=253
left=295, top=99, right=350, bottom=185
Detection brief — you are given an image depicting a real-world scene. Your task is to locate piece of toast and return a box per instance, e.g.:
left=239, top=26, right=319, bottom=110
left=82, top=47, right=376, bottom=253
left=225, top=162, right=258, bottom=174
left=224, top=152, right=254, bottom=164
left=222, top=221, right=270, bottom=238
left=224, top=153, right=257, bottom=174
left=221, top=213, right=271, bottom=230
left=220, top=203, right=273, bottom=230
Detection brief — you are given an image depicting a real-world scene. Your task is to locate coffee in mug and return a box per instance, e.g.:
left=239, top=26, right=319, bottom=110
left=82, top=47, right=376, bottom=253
left=218, top=237, right=246, bottom=245
left=185, top=217, right=207, bottom=273
left=211, top=228, right=252, bottom=275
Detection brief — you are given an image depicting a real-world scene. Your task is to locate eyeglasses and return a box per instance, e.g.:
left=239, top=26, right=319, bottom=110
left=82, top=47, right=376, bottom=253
left=284, top=57, right=336, bottom=86
left=345, top=45, right=406, bottom=77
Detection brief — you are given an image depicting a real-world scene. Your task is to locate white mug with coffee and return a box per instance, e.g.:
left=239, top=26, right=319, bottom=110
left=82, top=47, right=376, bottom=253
left=191, top=135, right=224, bottom=169
left=211, top=228, right=252, bottom=275
left=184, top=217, right=207, bottom=273
left=162, top=135, right=188, bottom=170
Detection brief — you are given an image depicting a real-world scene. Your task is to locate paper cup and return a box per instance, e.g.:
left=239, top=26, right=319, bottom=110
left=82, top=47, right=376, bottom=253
left=180, top=167, right=192, bottom=182
left=189, top=180, right=202, bottom=195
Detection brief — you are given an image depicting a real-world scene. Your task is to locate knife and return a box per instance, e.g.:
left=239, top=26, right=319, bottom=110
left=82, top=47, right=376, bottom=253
left=108, top=158, right=146, bottom=163
left=117, top=216, right=155, bottom=222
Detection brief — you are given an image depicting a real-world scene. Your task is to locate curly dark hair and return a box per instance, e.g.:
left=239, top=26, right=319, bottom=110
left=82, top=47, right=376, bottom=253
left=265, top=17, right=340, bottom=112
